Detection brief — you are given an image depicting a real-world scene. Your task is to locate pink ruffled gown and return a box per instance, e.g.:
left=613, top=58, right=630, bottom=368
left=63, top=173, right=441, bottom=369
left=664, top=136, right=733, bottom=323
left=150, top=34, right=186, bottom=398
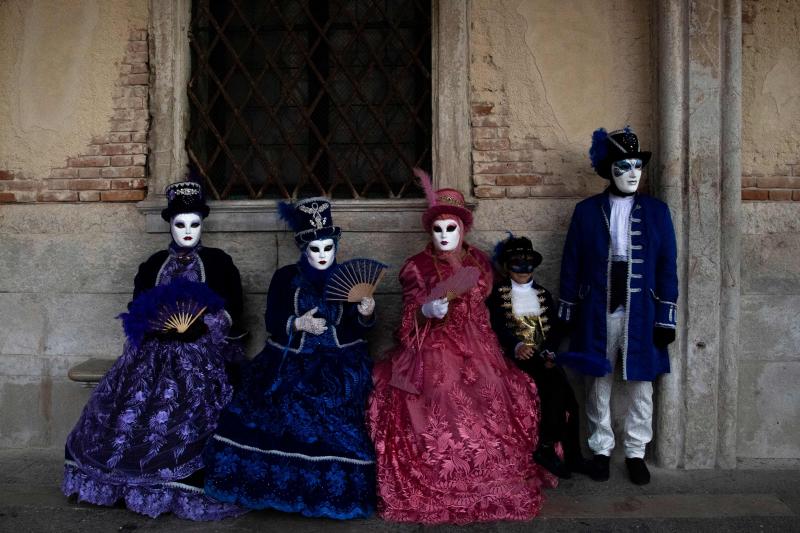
left=368, top=244, right=554, bottom=524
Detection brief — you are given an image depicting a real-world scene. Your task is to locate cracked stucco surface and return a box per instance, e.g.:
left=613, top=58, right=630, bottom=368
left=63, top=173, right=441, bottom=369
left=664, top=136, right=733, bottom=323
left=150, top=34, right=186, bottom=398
left=0, top=0, right=148, bottom=178
left=742, top=0, right=800, bottom=176
left=470, top=0, right=653, bottom=184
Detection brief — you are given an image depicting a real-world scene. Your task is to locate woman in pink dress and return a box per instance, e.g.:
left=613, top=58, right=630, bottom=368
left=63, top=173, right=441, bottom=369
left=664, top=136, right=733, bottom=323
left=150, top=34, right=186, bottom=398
left=368, top=173, right=554, bottom=524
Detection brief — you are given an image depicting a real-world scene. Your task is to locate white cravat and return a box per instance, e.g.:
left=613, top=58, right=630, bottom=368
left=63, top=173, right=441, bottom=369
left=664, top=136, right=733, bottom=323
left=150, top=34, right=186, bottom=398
left=511, top=279, right=541, bottom=317
left=609, top=193, right=635, bottom=260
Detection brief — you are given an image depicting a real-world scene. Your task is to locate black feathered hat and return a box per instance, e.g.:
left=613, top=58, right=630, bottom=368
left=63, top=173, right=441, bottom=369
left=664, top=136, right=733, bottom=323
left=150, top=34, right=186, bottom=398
left=161, top=181, right=210, bottom=221
left=589, top=126, right=651, bottom=180
left=278, top=197, right=342, bottom=248
left=493, top=233, right=542, bottom=275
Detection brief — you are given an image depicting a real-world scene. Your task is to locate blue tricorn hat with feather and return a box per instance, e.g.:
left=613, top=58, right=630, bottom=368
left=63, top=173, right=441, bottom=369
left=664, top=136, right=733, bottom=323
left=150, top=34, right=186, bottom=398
left=279, top=197, right=342, bottom=247
left=589, top=126, right=651, bottom=180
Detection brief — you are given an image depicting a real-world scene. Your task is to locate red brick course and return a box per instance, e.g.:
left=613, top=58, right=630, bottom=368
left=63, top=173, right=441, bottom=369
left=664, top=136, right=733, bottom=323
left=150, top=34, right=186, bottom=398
left=0, top=27, right=149, bottom=204
left=469, top=99, right=595, bottom=199
left=742, top=172, right=800, bottom=201
left=101, top=189, right=146, bottom=202
left=469, top=93, right=799, bottom=202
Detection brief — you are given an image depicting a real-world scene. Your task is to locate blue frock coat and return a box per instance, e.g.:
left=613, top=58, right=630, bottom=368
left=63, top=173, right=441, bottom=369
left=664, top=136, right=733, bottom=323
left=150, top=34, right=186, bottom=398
left=558, top=191, right=678, bottom=382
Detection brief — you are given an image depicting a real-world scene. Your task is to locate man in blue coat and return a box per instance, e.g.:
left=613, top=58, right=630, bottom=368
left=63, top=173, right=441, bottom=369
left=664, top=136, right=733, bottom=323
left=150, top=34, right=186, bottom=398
left=558, top=127, right=678, bottom=485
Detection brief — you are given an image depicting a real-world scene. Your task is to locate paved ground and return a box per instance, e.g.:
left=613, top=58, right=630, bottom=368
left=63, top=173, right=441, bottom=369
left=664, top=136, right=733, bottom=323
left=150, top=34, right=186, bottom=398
left=1, top=449, right=798, bottom=532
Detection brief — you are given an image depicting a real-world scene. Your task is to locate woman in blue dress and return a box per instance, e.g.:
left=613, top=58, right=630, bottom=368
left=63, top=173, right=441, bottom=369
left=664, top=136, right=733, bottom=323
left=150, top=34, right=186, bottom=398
left=204, top=197, right=377, bottom=519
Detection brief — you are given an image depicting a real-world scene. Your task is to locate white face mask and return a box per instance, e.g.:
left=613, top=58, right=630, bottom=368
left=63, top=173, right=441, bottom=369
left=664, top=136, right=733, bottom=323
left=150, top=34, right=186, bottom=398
left=431, top=218, right=461, bottom=252
left=170, top=213, right=203, bottom=249
left=611, top=158, right=643, bottom=194
left=305, top=238, right=335, bottom=270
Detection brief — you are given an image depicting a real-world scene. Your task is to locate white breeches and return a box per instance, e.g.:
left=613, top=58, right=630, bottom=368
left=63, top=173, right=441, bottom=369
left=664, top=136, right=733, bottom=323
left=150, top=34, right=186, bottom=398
left=586, top=312, right=653, bottom=459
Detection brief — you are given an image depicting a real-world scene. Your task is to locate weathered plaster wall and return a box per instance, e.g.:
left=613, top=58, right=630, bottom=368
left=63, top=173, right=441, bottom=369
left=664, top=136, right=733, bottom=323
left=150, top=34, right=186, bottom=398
left=0, top=0, right=148, bottom=446
left=738, top=205, right=800, bottom=461
left=741, top=0, right=800, bottom=200
left=0, top=0, right=148, bottom=178
left=469, top=0, right=654, bottom=198
left=736, top=0, right=800, bottom=461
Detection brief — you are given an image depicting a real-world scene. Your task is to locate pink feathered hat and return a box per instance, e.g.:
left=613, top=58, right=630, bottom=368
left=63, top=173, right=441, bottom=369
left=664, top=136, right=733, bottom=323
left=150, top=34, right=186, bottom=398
left=414, top=168, right=473, bottom=232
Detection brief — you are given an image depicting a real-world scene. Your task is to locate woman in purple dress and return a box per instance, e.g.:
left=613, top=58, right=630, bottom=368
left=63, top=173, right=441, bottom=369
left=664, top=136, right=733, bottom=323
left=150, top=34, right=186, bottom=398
left=62, top=181, right=246, bottom=520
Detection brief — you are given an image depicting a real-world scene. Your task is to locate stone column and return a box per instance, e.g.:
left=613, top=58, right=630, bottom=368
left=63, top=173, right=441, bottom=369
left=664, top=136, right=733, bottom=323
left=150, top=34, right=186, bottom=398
left=432, top=0, right=471, bottom=194
left=654, top=0, right=688, bottom=469
left=654, top=0, right=742, bottom=469
left=717, top=0, right=742, bottom=469
left=147, top=0, right=192, bottom=199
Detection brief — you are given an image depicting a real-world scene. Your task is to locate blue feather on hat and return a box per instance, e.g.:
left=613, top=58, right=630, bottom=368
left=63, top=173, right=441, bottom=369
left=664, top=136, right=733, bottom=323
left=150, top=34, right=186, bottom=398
left=589, top=128, right=609, bottom=170
left=278, top=200, right=299, bottom=232
left=492, top=231, right=515, bottom=267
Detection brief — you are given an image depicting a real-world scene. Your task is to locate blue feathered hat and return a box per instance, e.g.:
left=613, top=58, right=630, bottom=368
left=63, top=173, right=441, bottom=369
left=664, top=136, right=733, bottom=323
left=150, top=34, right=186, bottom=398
left=279, top=197, right=342, bottom=247
left=589, top=126, right=651, bottom=180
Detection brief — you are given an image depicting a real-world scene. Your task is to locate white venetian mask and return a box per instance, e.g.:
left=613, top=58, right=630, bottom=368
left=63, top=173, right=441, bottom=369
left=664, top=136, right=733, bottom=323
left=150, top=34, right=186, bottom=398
left=170, top=212, right=202, bottom=249
left=305, top=238, right=335, bottom=270
left=611, top=158, right=643, bottom=195
left=431, top=218, right=461, bottom=252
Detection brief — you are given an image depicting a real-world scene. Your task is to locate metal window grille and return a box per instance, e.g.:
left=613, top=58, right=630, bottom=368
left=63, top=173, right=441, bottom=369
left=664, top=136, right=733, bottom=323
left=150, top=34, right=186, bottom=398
left=187, top=0, right=432, bottom=200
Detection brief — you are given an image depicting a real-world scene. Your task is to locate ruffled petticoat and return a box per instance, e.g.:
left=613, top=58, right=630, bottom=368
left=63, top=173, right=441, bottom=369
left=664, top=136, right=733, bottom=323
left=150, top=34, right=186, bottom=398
left=203, top=341, right=376, bottom=519
left=63, top=312, right=244, bottom=521
left=63, top=461, right=242, bottom=521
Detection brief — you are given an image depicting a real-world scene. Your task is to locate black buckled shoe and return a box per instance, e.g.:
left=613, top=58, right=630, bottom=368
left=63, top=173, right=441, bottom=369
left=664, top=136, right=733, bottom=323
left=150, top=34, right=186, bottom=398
left=591, top=454, right=610, bottom=481
left=534, top=445, right=571, bottom=479
left=625, top=457, right=651, bottom=485
left=567, top=456, right=607, bottom=481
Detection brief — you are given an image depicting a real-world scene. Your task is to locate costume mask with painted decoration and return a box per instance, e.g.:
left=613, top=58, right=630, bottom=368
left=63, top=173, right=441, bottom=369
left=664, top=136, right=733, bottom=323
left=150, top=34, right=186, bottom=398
left=611, top=158, right=643, bottom=195
left=589, top=126, right=651, bottom=196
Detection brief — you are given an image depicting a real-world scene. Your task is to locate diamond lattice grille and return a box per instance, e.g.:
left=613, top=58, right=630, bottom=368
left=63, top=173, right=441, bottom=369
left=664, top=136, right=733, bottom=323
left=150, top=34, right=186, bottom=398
left=187, top=0, right=432, bottom=200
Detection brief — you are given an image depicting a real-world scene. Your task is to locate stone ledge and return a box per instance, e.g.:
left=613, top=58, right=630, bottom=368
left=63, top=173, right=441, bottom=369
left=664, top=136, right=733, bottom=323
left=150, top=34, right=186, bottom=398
left=67, top=358, right=115, bottom=384
left=138, top=198, right=465, bottom=233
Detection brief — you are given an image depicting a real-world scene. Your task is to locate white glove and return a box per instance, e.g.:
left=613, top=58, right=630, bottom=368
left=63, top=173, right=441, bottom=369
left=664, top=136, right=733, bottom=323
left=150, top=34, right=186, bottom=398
left=294, top=307, right=327, bottom=336
left=421, top=297, right=449, bottom=319
left=357, top=296, right=375, bottom=316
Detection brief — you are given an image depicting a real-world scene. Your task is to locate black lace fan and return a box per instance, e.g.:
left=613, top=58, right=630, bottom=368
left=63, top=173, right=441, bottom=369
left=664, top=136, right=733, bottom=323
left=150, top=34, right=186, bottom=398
left=324, top=258, right=388, bottom=302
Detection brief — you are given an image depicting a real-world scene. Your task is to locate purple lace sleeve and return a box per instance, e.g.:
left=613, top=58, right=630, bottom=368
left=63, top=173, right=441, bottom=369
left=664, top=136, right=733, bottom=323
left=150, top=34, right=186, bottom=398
left=203, top=309, right=231, bottom=345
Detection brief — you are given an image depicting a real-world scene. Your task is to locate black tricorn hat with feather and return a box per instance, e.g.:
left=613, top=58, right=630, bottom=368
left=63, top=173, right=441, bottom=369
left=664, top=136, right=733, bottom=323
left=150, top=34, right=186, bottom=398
left=589, top=126, right=651, bottom=180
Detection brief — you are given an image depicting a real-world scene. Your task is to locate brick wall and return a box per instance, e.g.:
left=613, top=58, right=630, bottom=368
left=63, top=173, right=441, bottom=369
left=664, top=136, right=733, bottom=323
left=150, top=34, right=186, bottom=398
left=470, top=101, right=647, bottom=200
left=0, top=28, right=149, bottom=204
left=742, top=173, right=800, bottom=201
left=472, top=101, right=550, bottom=199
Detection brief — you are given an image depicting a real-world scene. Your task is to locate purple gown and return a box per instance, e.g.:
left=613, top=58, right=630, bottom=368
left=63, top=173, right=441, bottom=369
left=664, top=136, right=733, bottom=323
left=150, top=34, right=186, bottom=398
left=63, top=246, right=244, bottom=520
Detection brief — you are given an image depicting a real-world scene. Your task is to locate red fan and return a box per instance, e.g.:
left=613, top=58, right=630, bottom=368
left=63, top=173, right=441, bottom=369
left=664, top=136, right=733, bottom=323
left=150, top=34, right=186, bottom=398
left=427, top=266, right=480, bottom=302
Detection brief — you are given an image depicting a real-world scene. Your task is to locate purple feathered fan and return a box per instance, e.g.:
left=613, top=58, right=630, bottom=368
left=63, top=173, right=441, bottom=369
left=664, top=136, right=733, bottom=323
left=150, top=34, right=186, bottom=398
left=118, top=279, right=224, bottom=348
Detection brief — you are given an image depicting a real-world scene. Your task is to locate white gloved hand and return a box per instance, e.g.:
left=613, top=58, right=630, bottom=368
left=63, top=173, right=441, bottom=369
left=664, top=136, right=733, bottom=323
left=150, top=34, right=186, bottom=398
left=294, top=307, right=327, bottom=335
left=421, top=297, right=449, bottom=319
left=357, top=296, right=375, bottom=316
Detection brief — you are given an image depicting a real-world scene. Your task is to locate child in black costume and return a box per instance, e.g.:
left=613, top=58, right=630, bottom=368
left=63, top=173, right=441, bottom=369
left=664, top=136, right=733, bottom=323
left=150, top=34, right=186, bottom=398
left=487, top=234, right=599, bottom=480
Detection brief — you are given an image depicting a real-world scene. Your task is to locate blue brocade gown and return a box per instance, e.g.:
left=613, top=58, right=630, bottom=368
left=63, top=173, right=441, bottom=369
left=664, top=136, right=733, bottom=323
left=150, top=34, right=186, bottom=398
left=203, top=261, right=377, bottom=519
